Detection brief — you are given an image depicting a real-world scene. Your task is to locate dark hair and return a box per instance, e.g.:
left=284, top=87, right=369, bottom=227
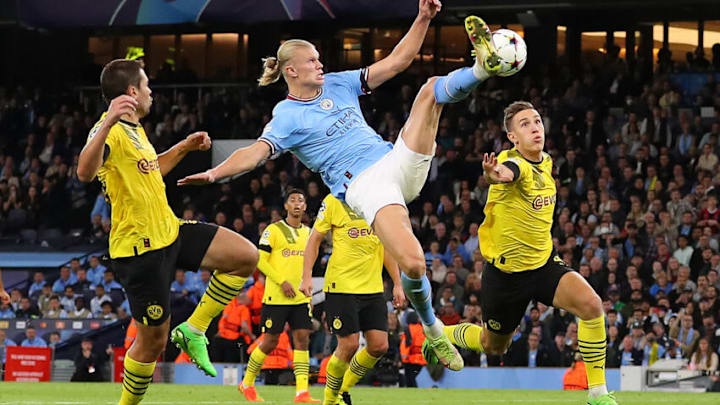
left=284, top=188, right=306, bottom=203
left=503, top=100, right=535, bottom=132
left=100, top=59, right=143, bottom=103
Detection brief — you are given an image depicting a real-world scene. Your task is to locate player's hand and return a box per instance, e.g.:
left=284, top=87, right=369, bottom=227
left=184, top=131, right=212, bottom=152
left=418, top=0, right=441, bottom=20
left=177, top=170, right=216, bottom=186
left=281, top=281, right=296, bottom=298
left=106, top=95, right=138, bottom=126
left=0, top=289, right=9, bottom=305
left=392, top=285, right=406, bottom=308
left=482, top=152, right=498, bottom=173
left=299, top=277, right=313, bottom=298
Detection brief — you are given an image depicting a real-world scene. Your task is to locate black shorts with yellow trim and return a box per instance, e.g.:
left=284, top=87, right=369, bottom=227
left=480, top=251, right=571, bottom=335
left=111, top=221, right=218, bottom=326
left=260, top=303, right=313, bottom=334
left=325, top=292, right=388, bottom=336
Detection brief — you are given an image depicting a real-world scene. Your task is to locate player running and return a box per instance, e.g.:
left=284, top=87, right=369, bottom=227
left=178, top=0, right=503, bottom=371
left=301, top=194, right=405, bottom=405
left=77, top=59, right=257, bottom=405
left=240, top=189, right=320, bottom=404
left=423, top=101, right=618, bottom=405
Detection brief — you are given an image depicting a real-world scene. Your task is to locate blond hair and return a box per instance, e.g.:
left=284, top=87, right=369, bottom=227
left=258, top=39, right=315, bottom=86
left=503, top=101, right=535, bottom=132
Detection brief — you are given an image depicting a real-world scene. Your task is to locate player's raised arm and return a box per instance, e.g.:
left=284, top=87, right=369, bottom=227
left=365, top=0, right=441, bottom=90
left=482, top=152, right=518, bottom=184
left=300, top=228, right=326, bottom=297
left=157, top=131, right=211, bottom=176
left=76, top=95, right=138, bottom=182
left=0, top=268, right=9, bottom=304
left=177, top=141, right=271, bottom=186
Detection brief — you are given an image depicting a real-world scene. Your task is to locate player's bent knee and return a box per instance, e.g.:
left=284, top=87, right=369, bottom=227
left=398, top=255, right=426, bottom=279
left=369, top=341, right=389, bottom=357
left=579, top=293, right=604, bottom=320
left=342, top=340, right=360, bottom=354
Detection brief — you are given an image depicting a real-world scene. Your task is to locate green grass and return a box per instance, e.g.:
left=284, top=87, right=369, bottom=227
left=0, top=383, right=719, bottom=404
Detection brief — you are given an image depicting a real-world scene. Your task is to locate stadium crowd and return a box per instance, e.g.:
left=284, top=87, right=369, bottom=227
left=2, top=44, right=720, bottom=384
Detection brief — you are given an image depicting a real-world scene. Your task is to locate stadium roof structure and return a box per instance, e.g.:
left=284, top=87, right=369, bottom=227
left=8, top=0, right=720, bottom=29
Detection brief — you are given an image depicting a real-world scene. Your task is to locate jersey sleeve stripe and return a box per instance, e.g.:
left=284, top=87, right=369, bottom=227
left=257, top=138, right=276, bottom=156
left=258, top=244, right=272, bottom=253
left=360, top=67, right=372, bottom=94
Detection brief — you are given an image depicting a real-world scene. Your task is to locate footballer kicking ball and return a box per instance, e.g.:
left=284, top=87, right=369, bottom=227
left=491, top=28, right=527, bottom=77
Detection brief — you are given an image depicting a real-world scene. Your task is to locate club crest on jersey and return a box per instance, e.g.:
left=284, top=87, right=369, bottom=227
left=146, top=305, right=163, bottom=320
left=531, top=194, right=556, bottom=210
left=320, top=98, right=334, bottom=110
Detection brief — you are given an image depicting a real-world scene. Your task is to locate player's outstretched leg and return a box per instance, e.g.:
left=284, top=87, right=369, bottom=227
left=553, top=272, right=617, bottom=405
left=172, top=227, right=258, bottom=377
left=432, top=16, right=500, bottom=104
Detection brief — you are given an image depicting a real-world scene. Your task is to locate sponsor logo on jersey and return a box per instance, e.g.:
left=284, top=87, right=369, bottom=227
left=282, top=248, right=304, bottom=257
left=531, top=194, right=556, bottom=210
left=326, top=109, right=362, bottom=137
left=137, top=158, right=160, bottom=174
left=347, top=227, right=373, bottom=238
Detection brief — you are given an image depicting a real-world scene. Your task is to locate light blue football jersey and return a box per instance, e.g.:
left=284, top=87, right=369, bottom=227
left=258, top=68, right=392, bottom=200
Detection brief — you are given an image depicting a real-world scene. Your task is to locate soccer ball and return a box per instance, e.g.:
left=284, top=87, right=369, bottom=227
left=491, top=29, right=527, bottom=77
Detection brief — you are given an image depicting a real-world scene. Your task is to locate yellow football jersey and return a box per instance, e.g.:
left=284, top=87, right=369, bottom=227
left=258, top=220, right=311, bottom=305
left=88, top=112, right=180, bottom=259
left=478, top=148, right=556, bottom=272
left=313, top=194, right=384, bottom=294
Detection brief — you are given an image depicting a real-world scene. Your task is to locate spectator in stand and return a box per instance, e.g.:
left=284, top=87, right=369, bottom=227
left=28, top=271, right=46, bottom=298
left=86, top=256, right=106, bottom=286
left=15, top=297, right=41, bottom=319
left=97, top=269, right=122, bottom=292
left=72, top=268, right=93, bottom=296
left=99, top=301, right=117, bottom=321
left=0, top=300, right=15, bottom=318
left=52, top=266, right=77, bottom=293
left=20, top=327, right=46, bottom=347
left=71, top=337, right=113, bottom=382
left=48, top=331, right=61, bottom=349
left=60, top=285, right=76, bottom=312
left=90, top=285, right=111, bottom=316
left=44, top=295, right=68, bottom=318
left=689, top=337, right=719, bottom=372
left=70, top=296, right=93, bottom=319
left=36, top=285, right=53, bottom=314
left=613, top=335, right=642, bottom=367
left=672, top=235, right=694, bottom=267
left=170, top=269, right=197, bottom=304
left=670, top=314, right=700, bottom=357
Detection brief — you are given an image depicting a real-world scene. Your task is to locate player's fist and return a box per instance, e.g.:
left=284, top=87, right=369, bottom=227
left=106, top=95, right=138, bottom=125
left=184, top=131, right=211, bottom=152
left=280, top=281, right=296, bottom=298
left=418, top=0, right=441, bottom=20
left=299, top=277, right=313, bottom=298
left=0, top=289, right=9, bottom=305
left=177, top=170, right=216, bottom=186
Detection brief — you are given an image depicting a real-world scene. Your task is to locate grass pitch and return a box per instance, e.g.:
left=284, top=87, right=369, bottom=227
left=0, top=383, right=719, bottom=404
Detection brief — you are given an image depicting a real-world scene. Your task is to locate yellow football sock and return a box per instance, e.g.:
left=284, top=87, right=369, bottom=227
left=293, top=350, right=311, bottom=394
left=340, top=348, right=379, bottom=394
left=578, top=316, right=607, bottom=388
left=118, top=355, right=155, bottom=405
left=444, top=323, right=485, bottom=352
left=187, top=271, right=246, bottom=332
left=242, top=347, right=267, bottom=387
left=324, top=355, right=349, bottom=404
